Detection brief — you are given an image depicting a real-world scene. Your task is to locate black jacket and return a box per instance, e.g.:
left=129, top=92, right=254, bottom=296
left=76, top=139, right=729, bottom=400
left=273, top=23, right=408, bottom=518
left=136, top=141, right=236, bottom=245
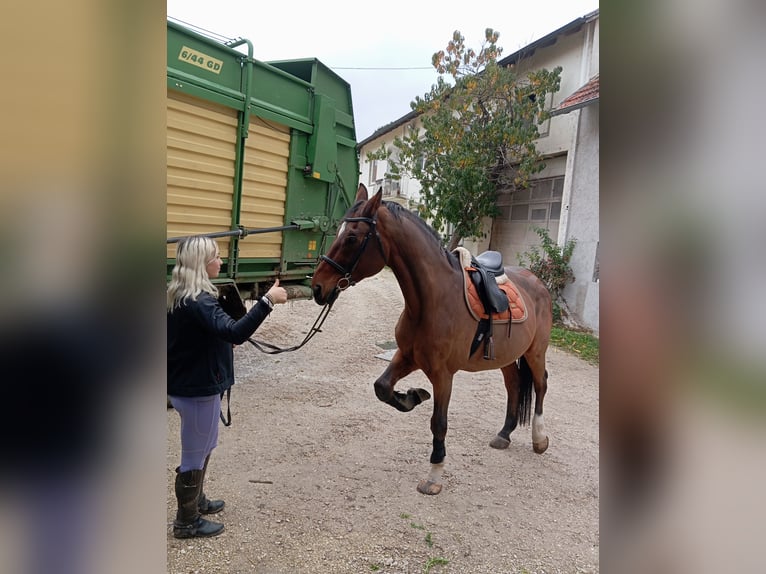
left=167, top=293, right=273, bottom=397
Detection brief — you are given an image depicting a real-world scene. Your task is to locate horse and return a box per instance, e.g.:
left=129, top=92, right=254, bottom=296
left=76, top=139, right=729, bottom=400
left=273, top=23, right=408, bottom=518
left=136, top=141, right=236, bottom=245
left=311, top=184, right=553, bottom=495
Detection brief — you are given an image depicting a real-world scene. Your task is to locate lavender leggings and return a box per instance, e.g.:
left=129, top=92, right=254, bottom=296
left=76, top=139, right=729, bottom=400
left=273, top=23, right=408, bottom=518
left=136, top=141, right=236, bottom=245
left=168, top=394, right=220, bottom=472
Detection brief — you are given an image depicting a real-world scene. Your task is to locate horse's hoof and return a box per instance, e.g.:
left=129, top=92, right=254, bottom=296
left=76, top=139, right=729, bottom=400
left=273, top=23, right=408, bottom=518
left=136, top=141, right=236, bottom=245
left=489, top=435, right=510, bottom=449
left=409, top=388, right=431, bottom=402
left=533, top=436, right=549, bottom=454
left=417, top=479, right=442, bottom=495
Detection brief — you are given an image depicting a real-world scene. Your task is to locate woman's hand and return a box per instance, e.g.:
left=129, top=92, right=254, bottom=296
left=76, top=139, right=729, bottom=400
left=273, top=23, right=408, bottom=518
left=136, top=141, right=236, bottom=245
left=266, top=278, right=288, bottom=305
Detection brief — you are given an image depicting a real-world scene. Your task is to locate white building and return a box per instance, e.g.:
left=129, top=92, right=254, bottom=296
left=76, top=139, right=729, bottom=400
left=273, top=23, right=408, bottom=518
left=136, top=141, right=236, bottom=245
left=358, top=10, right=599, bottom=334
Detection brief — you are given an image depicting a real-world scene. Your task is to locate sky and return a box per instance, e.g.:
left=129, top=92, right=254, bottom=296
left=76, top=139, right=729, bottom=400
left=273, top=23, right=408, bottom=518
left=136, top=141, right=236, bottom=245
left=166, top=0, right=599, bottom=141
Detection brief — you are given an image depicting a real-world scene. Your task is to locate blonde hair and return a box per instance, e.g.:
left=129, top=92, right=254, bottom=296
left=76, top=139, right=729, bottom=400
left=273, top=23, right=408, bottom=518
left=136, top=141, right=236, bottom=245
left=167, top=236, right=219, bottom=312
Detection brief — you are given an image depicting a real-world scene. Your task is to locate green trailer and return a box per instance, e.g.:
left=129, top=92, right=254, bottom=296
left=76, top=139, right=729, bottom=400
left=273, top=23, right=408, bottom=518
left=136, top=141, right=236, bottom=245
left=166, top=19, right=359, bottom=306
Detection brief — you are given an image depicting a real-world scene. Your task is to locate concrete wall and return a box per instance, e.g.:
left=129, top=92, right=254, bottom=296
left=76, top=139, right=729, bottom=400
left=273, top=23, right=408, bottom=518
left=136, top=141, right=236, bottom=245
left=561, top=102, right=599, bottom=333
left=517, top=29, right=586, bottom=158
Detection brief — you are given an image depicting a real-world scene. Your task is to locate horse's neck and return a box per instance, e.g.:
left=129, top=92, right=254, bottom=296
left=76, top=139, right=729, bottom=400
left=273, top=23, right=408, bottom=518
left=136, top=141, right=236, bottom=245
left=385, top=220, right=461, bottom=316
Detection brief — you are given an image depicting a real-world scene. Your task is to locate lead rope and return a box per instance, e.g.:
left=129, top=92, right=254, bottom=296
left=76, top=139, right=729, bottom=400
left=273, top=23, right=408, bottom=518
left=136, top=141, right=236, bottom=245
left=219, top=387, right=231, bottom=426
left=222, top=301, right=333, bottom=427
left=246, top=300, right=334, bottom=354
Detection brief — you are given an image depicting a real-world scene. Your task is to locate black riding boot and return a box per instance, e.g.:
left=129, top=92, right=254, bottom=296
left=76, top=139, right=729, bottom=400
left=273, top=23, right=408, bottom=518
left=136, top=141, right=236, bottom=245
left=173, top=468, right=224, bottom=539
left=198, top=454, right=225, bottom=515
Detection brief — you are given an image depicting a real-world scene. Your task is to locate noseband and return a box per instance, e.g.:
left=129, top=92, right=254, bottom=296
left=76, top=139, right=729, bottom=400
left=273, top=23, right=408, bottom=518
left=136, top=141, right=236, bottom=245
left=320, top=215, right=387, bottom=291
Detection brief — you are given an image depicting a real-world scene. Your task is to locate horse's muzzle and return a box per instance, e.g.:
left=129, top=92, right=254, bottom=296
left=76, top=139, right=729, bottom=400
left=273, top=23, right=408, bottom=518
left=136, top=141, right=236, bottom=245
left=312, top=284, right=338, bottom=306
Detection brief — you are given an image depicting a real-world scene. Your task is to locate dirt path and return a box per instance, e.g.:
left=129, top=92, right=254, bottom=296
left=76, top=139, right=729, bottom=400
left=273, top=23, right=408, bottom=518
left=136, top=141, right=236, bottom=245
left=167, top=268, right=599, bottom=573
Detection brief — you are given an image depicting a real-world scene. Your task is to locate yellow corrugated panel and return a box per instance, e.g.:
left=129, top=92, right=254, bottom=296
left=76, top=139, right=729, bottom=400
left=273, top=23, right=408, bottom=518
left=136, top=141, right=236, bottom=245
left=239, top=117, right=290, bottom=259
left=167, top=90, right=237, bottom=259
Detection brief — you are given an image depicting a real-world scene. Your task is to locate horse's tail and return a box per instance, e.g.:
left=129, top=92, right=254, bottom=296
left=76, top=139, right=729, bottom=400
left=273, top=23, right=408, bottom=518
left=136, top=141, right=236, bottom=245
left=517, top=356, right=534, bottom=427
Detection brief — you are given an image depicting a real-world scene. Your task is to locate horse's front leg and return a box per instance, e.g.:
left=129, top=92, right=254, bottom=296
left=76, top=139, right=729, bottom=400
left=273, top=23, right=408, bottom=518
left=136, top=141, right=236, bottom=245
left=373, top=351, right=430, bottom=412
left=417, top=372, right=453, bottom=495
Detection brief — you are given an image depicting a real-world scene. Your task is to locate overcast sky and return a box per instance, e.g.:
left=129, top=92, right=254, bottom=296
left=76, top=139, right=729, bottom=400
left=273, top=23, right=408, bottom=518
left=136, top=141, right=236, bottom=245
left=167, top=0, right=599, bottom=141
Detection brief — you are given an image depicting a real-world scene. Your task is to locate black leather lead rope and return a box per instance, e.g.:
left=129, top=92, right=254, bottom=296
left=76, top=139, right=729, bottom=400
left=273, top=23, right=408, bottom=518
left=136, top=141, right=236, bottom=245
left=219, top=387, right=231, bottom=427
left=246, top=301, right=334, bottom=355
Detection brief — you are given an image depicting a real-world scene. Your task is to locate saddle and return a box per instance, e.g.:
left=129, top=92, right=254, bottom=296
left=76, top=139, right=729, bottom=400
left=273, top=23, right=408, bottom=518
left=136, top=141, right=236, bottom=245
left=468, top=251, right=510, bottom=315
left=452, top=247, right=527, bottom=361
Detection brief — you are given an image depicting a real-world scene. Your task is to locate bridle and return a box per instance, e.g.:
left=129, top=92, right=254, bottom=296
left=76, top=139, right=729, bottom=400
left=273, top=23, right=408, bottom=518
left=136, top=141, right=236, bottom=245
left=319, top=215, right=387, bottom=292
left=245, top=215, right=386, bottom=356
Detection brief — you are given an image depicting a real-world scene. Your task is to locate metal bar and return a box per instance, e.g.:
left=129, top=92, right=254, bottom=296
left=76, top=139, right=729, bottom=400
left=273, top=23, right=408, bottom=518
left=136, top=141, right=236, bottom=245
left=167, top=224, right=300, bottom=244
left=227, top=42, right=254, bottom=282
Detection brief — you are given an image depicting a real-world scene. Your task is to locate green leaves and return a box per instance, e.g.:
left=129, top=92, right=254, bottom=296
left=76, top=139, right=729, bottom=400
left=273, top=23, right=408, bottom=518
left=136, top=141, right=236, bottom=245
left=518, top=227, right=577, bottom=299
left=382, top=28, right=561, bottom=248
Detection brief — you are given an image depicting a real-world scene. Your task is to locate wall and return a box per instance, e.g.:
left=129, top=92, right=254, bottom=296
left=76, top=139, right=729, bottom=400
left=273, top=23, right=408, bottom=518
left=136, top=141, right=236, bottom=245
left=561, top=102, right=599, bottom=333
left=517, top=28, right=587, bottom=158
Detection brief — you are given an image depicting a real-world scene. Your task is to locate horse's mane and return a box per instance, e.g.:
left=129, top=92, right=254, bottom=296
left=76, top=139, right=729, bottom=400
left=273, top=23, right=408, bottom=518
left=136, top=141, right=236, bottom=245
left=344, top=198, right=459, bottom=269
left=382, top=201, right=443, bottom=245
left=382, top=201, right=461, bottom=270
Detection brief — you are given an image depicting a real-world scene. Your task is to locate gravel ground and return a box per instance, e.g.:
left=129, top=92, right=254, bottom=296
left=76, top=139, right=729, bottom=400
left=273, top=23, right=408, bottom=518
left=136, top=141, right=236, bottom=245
left=167, top=268, right=599, bottom=573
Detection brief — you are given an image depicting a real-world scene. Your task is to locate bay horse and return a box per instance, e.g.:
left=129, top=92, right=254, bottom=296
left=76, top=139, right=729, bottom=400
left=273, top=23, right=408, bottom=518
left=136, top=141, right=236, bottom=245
left=311, top=184, right=552, bottom=495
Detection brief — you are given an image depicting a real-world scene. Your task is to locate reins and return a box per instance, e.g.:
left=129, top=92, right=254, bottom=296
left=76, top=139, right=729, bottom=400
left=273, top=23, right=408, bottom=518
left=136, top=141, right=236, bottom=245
left=218, top=291, right=334, bottom=429
left=243, top=213, right=384, bottom=355
left=245, top=299, right=334, bottom=354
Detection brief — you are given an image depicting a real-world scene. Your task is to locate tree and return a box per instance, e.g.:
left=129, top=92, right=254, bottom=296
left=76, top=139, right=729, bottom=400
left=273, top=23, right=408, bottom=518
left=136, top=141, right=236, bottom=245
left=368, top=29, right=562, bottom=250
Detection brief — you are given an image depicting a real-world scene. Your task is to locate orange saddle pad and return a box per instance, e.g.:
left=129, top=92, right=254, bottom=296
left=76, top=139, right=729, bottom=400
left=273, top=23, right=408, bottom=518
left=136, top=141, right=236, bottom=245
left=463, top=268, right=528, bottom=322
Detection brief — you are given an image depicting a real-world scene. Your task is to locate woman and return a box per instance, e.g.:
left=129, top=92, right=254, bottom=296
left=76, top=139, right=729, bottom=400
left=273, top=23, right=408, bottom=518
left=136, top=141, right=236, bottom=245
left=167, top=236, right=287, bottom=539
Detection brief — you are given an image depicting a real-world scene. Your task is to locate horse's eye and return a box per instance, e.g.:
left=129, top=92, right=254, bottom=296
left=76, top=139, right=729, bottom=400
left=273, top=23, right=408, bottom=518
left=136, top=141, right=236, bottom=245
left=344, top=234, right=358, bottom=245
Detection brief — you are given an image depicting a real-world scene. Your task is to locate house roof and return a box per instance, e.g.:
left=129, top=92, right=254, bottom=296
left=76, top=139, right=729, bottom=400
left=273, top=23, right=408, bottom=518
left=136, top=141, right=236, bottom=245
left=356, top=8, right=599, bottom=148
left=496, top=9, right=598, bottom=68
left=550, top=74, right=599, bottom=116
left=357, top=109, right=419, bottom=148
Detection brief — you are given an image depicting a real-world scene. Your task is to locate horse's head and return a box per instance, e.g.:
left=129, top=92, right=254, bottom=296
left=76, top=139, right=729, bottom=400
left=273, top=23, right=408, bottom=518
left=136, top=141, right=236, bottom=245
left=311, top=183, right=388, bottom=305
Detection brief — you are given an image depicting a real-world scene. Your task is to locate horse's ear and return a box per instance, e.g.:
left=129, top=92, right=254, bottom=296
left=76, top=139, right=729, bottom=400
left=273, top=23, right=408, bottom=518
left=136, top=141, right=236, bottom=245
left=362, top=187, right=383, bottom=217
left=355, top=183, right=368, bottom=202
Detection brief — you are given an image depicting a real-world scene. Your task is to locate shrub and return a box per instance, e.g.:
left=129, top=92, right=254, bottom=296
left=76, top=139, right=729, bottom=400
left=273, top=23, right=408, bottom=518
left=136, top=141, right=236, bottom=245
left=518, top=227, right=576, bottom=319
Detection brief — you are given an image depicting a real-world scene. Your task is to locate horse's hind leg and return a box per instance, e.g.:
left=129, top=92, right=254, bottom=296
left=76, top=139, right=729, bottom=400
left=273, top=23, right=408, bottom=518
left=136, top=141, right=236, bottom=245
left=522, top=352, right=549, bottom=454
left=489, top=364, right=524, bottom=449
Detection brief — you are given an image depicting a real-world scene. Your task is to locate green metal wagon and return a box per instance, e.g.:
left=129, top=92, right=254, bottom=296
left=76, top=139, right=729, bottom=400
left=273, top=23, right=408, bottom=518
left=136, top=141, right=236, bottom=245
left=166, top=19, right=359, bottom=307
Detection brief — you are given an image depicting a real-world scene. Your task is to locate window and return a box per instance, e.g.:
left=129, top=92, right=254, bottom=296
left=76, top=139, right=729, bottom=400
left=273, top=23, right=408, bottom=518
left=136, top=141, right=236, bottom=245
left=537, top=92, right=554, bottom=137
left=521, top=92, right=552, bottom=137
left=530, top=205, right=548, bottom=221
left=521, top=93, right=537, bottom=131
left=382, top=178, right=400, bottom=197
left=502, top=176, right=565, bottom=223
left=511, top=205, right=528, bottom=221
